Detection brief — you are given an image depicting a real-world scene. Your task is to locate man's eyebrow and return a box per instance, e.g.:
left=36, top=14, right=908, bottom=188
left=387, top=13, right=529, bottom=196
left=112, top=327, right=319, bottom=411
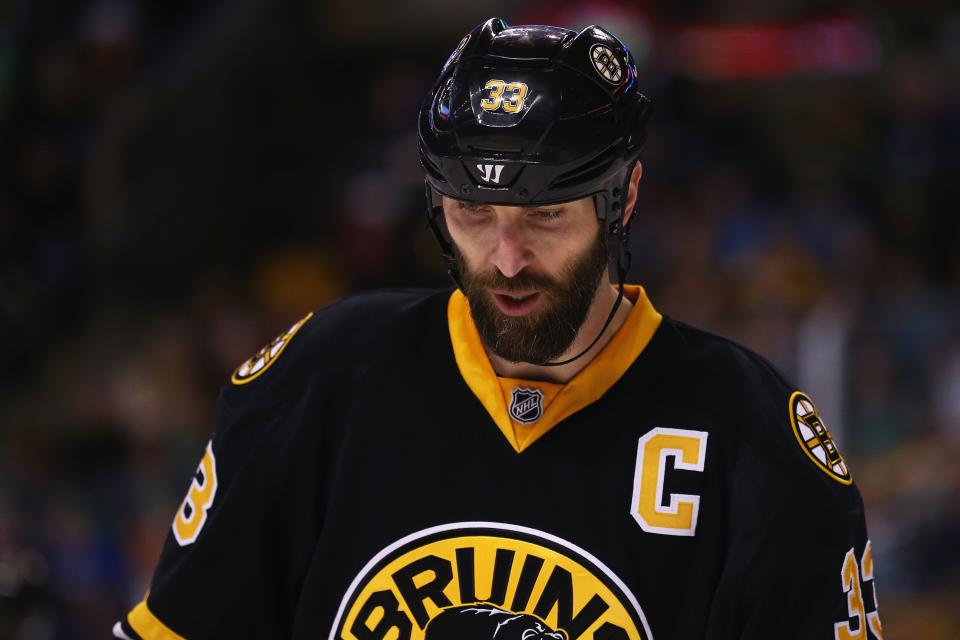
left=452, top=201, right=565, bottom=211
left=457, top=200, right=564, bottom=211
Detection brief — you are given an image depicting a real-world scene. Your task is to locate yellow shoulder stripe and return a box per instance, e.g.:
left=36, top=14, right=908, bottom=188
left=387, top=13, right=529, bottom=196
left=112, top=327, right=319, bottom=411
left=128, top=597, right=186, bottom=640
left=448, top=285, right=662, bottom=453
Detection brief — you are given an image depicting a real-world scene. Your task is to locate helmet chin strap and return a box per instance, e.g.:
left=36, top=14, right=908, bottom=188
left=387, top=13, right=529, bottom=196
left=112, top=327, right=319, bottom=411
left=533, top=278, right=625, bottom=367
left=536, top=169, right=634, bottom=368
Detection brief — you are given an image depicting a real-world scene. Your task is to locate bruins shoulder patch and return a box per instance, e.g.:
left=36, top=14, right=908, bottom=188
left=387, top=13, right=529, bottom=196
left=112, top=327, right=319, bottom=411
left=330, top=522, right=654, bottom=640
left=231, top=312, right=313, bottom=385
left=788, top=391, right=851, bottom=484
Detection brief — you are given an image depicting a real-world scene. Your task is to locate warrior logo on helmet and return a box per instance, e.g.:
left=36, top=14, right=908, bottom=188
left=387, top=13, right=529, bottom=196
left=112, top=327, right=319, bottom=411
left=329, top=522, right=654, bottom=640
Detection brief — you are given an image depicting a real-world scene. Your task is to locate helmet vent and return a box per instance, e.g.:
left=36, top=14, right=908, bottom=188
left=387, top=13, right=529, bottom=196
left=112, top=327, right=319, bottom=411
left=468, top=143, right=522, bottom=154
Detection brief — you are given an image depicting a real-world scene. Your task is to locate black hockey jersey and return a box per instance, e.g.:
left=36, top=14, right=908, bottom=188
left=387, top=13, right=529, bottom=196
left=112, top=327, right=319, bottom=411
left=114, top=286, right=883, bottom=640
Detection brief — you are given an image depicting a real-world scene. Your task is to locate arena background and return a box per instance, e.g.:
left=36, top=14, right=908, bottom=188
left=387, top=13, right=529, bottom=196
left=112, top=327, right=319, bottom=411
left=0, top=0, right=958, bottom=637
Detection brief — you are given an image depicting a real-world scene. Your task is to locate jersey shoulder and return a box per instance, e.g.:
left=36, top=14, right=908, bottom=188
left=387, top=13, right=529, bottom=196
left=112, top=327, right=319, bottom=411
left=650, top=317, right=859, bottom=497
left=224, top=287, right=453, bottom=406
left=654, top=316, right=793, bottom=400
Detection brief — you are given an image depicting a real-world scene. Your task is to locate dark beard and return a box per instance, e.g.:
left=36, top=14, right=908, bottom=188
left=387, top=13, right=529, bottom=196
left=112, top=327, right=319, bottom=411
left=458, top=228, right=609, bottom=364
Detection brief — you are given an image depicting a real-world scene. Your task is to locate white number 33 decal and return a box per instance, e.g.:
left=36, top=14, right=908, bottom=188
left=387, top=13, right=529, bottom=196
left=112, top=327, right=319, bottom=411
left=835, top=541, right=884, bottom=639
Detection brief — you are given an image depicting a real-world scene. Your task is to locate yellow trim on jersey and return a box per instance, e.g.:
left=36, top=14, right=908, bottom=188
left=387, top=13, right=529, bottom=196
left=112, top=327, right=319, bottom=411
left=448, top=285, right=662, bottom=453
left=127, top=596, right=186, bottom=640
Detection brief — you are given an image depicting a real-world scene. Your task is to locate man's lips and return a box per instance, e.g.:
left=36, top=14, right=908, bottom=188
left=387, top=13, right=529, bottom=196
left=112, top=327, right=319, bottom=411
left=490, top=290, right=542, bottom=316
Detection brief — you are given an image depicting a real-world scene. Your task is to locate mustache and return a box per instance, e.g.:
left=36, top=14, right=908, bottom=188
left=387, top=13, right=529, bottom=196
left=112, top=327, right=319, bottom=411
left=463, top=269, right=563, bottom=297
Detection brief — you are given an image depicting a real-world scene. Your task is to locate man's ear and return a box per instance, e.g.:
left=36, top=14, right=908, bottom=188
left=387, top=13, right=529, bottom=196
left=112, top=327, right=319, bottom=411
left=622, top=161, right=643, bottom=226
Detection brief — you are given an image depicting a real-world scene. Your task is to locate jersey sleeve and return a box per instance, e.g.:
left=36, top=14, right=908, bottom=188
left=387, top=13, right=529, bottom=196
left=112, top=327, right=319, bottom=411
left=113, top=326, right=328, bottom=639
left=705, top=364, right=883, bottom=639
left=707, top=455, right=883, bottom=639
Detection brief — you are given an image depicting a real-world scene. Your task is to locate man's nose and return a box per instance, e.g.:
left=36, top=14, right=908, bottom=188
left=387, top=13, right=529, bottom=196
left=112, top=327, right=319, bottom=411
left=488, top=221, right=531, bottom=279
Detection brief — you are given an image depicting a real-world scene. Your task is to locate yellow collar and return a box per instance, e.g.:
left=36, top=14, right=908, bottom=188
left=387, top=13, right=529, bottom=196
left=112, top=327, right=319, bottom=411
left=447, top=285, right=662, bottom=453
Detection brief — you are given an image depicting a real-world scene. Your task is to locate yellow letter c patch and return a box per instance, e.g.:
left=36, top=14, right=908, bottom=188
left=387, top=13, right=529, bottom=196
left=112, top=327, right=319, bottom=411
left=632, top=427, right=709, bottom=537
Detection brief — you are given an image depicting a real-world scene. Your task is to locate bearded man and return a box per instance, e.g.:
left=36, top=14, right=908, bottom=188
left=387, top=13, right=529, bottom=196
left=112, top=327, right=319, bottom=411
left=115, top=18, right=882, bottom=640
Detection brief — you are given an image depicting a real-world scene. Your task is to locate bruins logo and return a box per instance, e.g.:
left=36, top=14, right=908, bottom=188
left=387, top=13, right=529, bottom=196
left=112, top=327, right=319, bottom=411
left=330, top=522, right=653, bottom=640
left=589, top=44, right=623, bottom=85
left=789, top=391, right=851, bottom=484
left=231, top=312, right=312, bottom=384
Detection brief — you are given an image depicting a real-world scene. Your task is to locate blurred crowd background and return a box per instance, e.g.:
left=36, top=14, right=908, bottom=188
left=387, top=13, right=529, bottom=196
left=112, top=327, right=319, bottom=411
left=0, top=0, right=958, bottom=637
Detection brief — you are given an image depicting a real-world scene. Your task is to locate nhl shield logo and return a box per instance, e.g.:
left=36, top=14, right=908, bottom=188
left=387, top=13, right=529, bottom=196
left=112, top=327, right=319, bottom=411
left=510, top=386, right=544, bottom=424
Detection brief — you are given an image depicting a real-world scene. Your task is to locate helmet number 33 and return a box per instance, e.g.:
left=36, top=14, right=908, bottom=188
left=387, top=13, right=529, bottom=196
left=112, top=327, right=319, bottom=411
left=480, top=79, right=528, bottom=113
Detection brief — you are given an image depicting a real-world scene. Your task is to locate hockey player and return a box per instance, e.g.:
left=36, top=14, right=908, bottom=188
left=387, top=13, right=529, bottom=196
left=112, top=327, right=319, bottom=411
left=114, top=18, right=882, bottom=640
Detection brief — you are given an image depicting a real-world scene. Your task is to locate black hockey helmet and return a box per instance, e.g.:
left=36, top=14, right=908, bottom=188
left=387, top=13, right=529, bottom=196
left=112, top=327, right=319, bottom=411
left=418, top=17, right=652, bottom=287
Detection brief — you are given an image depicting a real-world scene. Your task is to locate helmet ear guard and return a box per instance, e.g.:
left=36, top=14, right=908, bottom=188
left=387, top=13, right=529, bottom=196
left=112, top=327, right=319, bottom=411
left=595, top=163, right=636, bottom=287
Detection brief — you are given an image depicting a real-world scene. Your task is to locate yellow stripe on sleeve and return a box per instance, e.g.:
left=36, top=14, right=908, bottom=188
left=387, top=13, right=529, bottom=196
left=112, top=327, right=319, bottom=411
left=127, top=597, right=186, bottom=640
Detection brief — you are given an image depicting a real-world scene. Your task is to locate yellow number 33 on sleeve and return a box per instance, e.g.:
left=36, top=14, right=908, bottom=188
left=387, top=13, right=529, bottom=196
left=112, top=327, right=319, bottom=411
left=480, top=79, right=528, bottom=113
left=172, top=441, right=219, bottom=546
